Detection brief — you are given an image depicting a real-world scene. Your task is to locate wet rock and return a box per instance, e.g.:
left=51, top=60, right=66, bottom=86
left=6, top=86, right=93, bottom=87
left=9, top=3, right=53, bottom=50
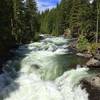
left=69, top=39, right=77, bottom=48
left=76, top=53, right=92, bottom=58
left=94, top=53, right=100, bottom=61
left=81, top=74, right=100, bottom=100
left=82, top=74, right=100, bottom=88
left=86, top=58, right=100, bottom=68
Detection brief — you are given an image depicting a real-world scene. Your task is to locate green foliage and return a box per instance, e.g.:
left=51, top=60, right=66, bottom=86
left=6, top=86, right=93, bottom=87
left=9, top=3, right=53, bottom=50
left=87, top=43, right=97, bottom=54
left=76, top=35, right=89, bottom=52
left=24, top=0, right=38, bottom=42
left=34, top=32, right=40, bottom=41
left=0, top=0, right=39, bottom=56
left=40, top=0, right=100, bottom=40
left=0, top=0, right=16, bottom=56
left=87, top=43, right=100, bottom=54
left=0, top=0, right=99, bottom=56
left=9, top=0, right=39, bottom=44
left=12, top=0, right=25, bottom=42
left=40, top=3, right=67, bottom=36
left=69, top=0, right=81, bottom=36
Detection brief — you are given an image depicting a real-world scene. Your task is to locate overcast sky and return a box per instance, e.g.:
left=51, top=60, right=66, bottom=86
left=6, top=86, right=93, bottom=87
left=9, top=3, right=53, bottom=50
left=36, top=0, right=61, bottom=12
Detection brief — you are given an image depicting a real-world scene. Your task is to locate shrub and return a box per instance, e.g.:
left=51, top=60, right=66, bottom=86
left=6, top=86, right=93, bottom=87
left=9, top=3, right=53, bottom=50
left=87, top=43, right=98, bottom=54
left=76, top=35, right=89, bottom=52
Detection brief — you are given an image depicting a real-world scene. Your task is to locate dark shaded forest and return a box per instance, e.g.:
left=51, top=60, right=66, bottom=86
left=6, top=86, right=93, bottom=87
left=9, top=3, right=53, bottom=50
left=0, top=0, right=39, bottom=56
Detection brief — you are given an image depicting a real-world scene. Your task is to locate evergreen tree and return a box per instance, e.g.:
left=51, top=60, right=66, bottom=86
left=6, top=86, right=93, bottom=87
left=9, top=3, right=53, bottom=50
left=79, top=0, right=91, bottom=33
left=24, top=0, right=37, bottom=43
left=58, top=0, right=73, bottom=34
left=0, top=0, right=15, bottom=55
left=69, top=0, right=82, bottom=37
left=40, top=9, right=50, bottom=34
left=12, top=0, right=25, bottom=43
left=96, top=0, right=100, bottom=42
left=40, top=0, right=73, bottom=35
left=39, top=0, right=99, bottom=39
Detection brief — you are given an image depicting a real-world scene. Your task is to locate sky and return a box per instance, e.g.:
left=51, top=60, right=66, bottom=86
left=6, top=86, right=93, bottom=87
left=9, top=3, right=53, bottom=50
left=36, top=0, right=94, bottom=13
left=36, top=0, right=61, bottom=13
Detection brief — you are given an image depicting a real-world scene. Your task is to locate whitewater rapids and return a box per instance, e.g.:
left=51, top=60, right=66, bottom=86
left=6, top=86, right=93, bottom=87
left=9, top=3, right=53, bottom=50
left=0, top=35, right=89, bottom=100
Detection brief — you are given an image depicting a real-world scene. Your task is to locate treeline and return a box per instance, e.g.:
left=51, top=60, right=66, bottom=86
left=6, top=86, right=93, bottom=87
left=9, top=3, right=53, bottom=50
left=0, top=0, right=39, bottom=56
left=0, top=0, right=100, bottom=56
left=40, top=0, right=100, bottom=39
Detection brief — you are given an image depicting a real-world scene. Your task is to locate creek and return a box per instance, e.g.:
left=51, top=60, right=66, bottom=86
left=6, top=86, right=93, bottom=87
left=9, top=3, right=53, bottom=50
left=0, top=35, right=95, bottom=100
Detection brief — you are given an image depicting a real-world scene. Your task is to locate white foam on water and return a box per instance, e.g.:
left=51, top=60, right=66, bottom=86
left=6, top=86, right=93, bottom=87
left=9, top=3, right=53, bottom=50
left=55, top=68, right=89, bottom=100
left=0, top=68, right=89, bottom=100
left=0, top=36, right=89, bottom=100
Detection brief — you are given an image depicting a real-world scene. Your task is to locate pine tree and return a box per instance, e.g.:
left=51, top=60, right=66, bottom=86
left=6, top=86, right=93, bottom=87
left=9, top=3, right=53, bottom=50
left=24, top=0, right=37, bottom=43
left=40, top=0, right=73, bottom=35
left=79, top=0, right=92, bottom=34
left=12, top=0, right=25, bottom=43
left=58, top=0, right=73, bottom=34
left=39, top=0, right=99, bottom=40
left=69, top=0, right=82, bottom=37
left=0, top=0, right=15, bottom=55
left=40, top=9, right=50, bottom=34
left=84, top=0, right=99, bottom=41
left=96, top=0, right=100, bottom=43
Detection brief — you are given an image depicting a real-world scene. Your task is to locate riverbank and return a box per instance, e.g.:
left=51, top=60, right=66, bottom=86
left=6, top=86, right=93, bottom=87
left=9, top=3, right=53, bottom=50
left=69, top=38, right=100, bottom=68
left=69, top=38, right=100, bottom=100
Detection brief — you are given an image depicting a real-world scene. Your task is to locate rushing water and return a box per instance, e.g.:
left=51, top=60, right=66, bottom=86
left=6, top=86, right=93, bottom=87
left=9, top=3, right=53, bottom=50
left=0, top=35, right=90, bottom=100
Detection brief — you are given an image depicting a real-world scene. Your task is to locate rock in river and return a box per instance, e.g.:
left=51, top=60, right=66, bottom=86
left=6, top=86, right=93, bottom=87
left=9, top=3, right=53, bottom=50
left=81, top=74, right=100, bottom=100
left=86, top=58, right=100, bottom=68
left=76, top=53, right=92, bottom=58
left=94, top=53, right=100, bottom=61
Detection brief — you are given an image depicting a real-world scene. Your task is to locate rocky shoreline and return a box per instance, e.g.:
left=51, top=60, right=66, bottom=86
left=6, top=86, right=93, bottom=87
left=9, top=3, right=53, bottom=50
left=69, top=38, right=100, bottom=68
left=69, top=39, right=100, bottom=100
left=76, top=52, right=100, bottom=100
left=76, top=53, right=100, bottom=68
left=68, top=38, right=100, bottom=100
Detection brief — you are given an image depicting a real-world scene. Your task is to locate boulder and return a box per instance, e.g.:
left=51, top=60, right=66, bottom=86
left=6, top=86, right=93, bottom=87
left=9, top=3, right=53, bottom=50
left=86, top=58, right=100, bottom=68
left=82, top=75, right=100, bottom=88
left=94, top=53, right=100, bottom=61
left=76, top=53, right=92, bottom=58
left=81, top=74, right=100, bottom=100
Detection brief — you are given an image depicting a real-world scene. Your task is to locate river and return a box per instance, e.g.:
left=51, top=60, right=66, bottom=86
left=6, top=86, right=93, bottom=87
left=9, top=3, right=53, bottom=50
left=0, top=35, right=95, bottom=100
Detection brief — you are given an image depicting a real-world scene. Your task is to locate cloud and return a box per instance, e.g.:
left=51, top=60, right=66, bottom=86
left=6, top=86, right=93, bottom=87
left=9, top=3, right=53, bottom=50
left=36, top=0, right=61, bottom=13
